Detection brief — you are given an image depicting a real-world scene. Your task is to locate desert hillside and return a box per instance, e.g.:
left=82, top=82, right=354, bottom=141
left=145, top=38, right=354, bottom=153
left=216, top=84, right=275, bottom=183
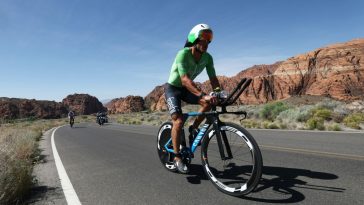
left=142, top=38, right=364, bottom=111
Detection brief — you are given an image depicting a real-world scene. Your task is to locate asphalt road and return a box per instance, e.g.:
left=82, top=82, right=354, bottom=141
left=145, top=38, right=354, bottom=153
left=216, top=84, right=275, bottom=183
left=31, top=123, right=364, bottom=205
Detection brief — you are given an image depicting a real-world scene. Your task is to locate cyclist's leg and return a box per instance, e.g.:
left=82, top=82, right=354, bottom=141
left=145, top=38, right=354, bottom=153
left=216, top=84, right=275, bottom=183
left=165, top=84, right=189, bottom=173
left=182, top=87, right=211, bottom=129
left=171, top=113, right=183, bottom=156
left=170, top=114, right=189, bottom=173
left=164, top=83, right=183, bottom=157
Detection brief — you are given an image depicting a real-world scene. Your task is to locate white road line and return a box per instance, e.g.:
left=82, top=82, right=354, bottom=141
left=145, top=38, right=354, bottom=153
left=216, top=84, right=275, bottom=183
left=51, top=126, right=82, bottom=205
left=261, top=145, right=364, bottom=161
left=248, top=128, right=364, bottom=134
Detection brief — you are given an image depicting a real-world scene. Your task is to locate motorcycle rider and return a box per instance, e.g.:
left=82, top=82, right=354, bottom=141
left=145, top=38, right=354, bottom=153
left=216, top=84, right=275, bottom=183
left=96, top=111, right=107, bottom=125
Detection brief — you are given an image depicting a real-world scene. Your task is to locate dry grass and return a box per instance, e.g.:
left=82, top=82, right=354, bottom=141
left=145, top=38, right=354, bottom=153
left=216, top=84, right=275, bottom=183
left=0, top=115, right=94, bottom=204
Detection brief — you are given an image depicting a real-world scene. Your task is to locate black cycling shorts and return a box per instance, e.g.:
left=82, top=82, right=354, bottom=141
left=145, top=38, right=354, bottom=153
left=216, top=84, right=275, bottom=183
left=164, top=83, right=200, bottom=115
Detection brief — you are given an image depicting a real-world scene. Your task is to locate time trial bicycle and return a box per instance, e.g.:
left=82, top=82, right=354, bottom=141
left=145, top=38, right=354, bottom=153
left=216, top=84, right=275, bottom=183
left=157, top=78, right=263, bottom=196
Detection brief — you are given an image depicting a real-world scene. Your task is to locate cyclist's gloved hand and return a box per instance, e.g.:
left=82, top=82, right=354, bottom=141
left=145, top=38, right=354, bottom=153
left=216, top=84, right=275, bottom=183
left=210, top=87, right=228, bottom=100
left=204, top=94, right=218, bottom=105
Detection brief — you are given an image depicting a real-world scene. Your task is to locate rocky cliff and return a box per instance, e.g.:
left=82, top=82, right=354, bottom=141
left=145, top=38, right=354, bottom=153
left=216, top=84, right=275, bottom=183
left=0, top=98, right=68, bottom=119
left=0, top=94, right=106, bottom=120
left=105, top=95, right=144, bottom=114
left=62, top=94, right=106, bottom=115
left=242, top=38, right=364, bottom=104
left=144, top=85, right=167, bottom=111
left=145, top=38, right=364, bottom=111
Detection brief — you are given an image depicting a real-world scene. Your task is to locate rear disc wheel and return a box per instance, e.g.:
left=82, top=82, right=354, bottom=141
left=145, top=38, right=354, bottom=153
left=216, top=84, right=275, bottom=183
left=157, top=122, right=176, bottom=172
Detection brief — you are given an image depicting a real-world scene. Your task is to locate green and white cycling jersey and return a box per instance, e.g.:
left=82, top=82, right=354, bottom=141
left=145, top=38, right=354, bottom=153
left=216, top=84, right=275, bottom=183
left=167, top=47, right=216, bottom=87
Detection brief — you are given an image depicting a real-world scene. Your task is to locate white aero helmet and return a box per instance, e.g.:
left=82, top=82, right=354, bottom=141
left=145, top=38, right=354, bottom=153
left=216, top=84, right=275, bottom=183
left=187, top=23, right=213, bottom=44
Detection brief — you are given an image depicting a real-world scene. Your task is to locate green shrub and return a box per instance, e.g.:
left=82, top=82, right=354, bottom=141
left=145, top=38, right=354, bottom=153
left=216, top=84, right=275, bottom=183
left=240, top=119, right=259, bottom=128
left=343, top=113, right=364, bottom=129
left=268, top=123, right=280, bottom=129
left=117, top=117, right=128, bottom=124
left=304, top=107, right=333, bottom=130
left=26, top=116, right=37, bottom=122
left=312, top=108, right=332, bottom=120
left=261, top=121, right=279, bottom=129
left=131, top=120, right=142, bottom=125
left=275, top=105, right=310, bottom=124
left=328, top=124, right=341, bottom=131
left=276, top=109, right=298, bottom=123
left=317, top=99, right=342, bottom=110
left=260, top=102, right=289, bottom=121
left=306, top=118, right=316, bottom=130
left=279, top=123, right=288, bottom=129
left=297, top=111, right=311, bottom=122
left=306, top=117, right=325, bottom=130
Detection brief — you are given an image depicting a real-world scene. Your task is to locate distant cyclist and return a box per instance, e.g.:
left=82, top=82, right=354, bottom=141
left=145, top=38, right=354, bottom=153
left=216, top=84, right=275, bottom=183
left=68, top=110, right=75, bottom=126
left=164, top=23, right=221, bottom=174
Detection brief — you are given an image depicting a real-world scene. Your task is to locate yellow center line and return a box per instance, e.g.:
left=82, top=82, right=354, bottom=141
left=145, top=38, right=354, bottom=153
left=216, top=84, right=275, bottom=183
left=260, top=145, right=364, bottom=161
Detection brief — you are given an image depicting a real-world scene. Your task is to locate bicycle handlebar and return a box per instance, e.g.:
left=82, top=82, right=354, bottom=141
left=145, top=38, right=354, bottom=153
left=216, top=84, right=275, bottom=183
left=185, top=77, right=252, bottom=117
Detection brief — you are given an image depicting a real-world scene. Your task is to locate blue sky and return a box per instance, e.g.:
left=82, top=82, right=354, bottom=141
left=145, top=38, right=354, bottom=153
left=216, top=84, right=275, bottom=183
left=1, top=0, right=363, bottom=102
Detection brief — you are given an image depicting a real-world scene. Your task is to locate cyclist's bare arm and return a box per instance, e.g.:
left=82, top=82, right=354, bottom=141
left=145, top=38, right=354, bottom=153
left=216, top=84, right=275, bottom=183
left=181, top=74, right=204, bottom=96
left=209, top=76, right=221, bottom=90
left=181, top=75, right=221, bottom=95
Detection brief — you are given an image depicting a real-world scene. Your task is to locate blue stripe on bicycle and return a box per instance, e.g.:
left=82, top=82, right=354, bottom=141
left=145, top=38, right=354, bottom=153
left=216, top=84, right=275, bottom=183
left=187, top=112, right=203, bottom=116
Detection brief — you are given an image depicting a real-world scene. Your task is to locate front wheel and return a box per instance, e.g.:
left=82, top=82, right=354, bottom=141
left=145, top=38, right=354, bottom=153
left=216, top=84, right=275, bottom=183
left=201, top=122, right=263, bottom=196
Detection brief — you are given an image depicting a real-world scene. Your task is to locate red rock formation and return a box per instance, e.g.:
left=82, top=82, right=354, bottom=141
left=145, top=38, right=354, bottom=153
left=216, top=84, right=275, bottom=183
left=274, top=39, right=364, bottom=101
left=106, top=95, right=144, bottom=114
left=144, top=84, right=167, bottom=111
left=145, top=38, right=364, bottom=110
left=62, top=94, right=105, bottom=115
left=0, top=98, right=67, bottom=119
left=235, top=39, right=364, bottom=104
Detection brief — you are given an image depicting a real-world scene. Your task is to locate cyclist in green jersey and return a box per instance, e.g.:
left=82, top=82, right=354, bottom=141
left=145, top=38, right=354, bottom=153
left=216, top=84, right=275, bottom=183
left=164, top=23, right=221, bottom=174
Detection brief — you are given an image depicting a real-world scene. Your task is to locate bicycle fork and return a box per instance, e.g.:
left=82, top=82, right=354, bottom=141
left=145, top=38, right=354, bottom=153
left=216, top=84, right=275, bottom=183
left=213, top=120, right=233, bottom=160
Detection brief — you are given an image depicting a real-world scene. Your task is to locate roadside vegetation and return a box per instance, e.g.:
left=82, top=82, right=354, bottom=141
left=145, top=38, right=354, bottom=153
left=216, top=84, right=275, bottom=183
left=0, top=116, right=94, bottom=204
left=0, top=97, right=363, bottom=204
left=111, top=97, right=364, bottom=131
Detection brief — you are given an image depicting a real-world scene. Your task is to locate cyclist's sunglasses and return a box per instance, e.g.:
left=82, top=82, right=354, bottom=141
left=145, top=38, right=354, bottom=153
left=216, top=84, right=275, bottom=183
left=199, top=31, right=213, bottom=42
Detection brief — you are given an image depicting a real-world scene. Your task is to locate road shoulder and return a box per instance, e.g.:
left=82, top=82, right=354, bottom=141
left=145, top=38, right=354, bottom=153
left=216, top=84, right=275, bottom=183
left=27, top=127, right=67, bottom=205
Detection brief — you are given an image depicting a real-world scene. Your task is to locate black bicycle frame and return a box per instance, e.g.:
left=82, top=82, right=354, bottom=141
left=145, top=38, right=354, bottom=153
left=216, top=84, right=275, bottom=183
left=178, top=109, right=245, bottom=160
left=166, top=77, right=252, bottom=160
